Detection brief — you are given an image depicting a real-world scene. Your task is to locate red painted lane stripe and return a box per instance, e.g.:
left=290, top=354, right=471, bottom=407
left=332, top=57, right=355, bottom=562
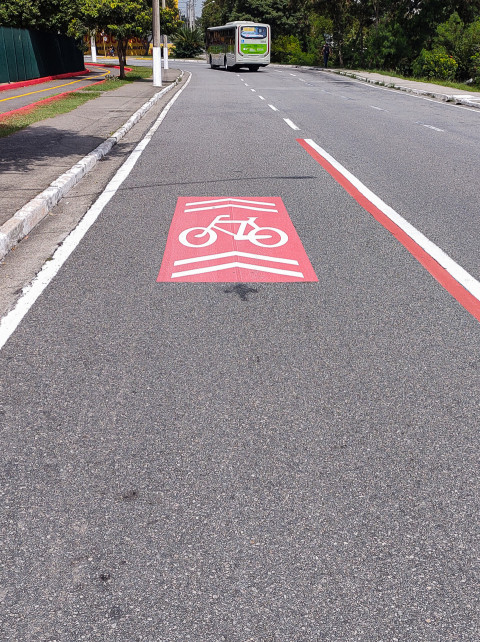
left=0, top=70, right=88, bottom=93
left=0, top=80, right=107, bottom=121
left=297, top=138, right=480, bottom=322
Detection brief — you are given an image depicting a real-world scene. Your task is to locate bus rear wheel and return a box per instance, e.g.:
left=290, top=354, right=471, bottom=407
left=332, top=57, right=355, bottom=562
left=249, top=65, right=260, bottom=72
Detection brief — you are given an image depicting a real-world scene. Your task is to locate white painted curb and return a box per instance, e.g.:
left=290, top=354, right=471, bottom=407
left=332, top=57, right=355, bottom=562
left=270, top=63, right=480, bottom=110
left=0, top=71, right=184, bottom=261
left=331, top=70, right=480, bottom=109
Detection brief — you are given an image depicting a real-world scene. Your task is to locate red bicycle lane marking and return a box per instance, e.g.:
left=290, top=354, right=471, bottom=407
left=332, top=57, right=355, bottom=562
left=157, top=197, right=318, bottom=283
left=298, top=138, right=480, bottom=323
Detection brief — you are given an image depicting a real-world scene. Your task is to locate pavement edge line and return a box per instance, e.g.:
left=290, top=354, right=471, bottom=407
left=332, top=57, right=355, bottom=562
left=0, top=70, right=184, bottom=262
left=298, top=138, right=480, bottom=323
left=0, top=71, right=192, bottom=352
left=269, top=63, right=480, bottom=109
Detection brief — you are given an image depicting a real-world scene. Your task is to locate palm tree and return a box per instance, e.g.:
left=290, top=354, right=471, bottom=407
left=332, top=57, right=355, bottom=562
left=172, top=26, right=204, bottom=58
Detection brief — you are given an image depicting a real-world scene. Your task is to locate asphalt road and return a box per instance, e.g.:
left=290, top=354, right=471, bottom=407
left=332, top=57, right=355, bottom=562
left=1, top=62, right=479, bottom=641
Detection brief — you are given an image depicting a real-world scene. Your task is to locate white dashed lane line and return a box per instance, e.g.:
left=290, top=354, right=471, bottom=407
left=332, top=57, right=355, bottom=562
left=416, top=121, right=445, bottom=132
left=284, top=118, right=300, bottom=131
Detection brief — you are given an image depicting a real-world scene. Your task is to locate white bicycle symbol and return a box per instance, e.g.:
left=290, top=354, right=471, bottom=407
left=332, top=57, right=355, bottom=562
left=179, top=214, right=288, bottom=248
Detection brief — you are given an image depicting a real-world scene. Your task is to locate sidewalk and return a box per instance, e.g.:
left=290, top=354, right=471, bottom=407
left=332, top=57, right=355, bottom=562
left=329, top=68, right=480, bottom=108
left=0, top=68, right=182, bottom=261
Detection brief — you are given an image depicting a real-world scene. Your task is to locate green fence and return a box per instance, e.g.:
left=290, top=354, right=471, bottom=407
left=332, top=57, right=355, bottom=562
left=0, top=27, right=84, bottom=84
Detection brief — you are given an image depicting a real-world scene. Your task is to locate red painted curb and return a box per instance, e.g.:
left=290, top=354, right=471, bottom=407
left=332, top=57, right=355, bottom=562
left=0, top=70, right=89, bottom=93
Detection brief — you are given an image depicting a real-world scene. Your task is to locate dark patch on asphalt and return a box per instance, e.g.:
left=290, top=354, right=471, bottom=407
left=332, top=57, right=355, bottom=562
left=224, top=283, right=259, bottom=301
left=107, top=606, right=122, bottom=619
left=121, top=489, right=139, bottom=501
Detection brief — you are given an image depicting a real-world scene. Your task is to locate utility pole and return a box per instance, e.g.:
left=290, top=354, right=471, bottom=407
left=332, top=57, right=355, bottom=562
left=90, top=32, right=97, bottom=63
left=162, top=0, right=169, bottom=70
left=152, top=0, right=162, bottom=86
left=190, top=0, right=195, bottom=29
left=185, top=0, right=195, bottom=29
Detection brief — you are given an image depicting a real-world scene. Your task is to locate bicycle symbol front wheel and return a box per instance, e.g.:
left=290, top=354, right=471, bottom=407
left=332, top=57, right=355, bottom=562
left=248, top=226, right=288, bottom=247
left=179, top=227, right=217, bottom=247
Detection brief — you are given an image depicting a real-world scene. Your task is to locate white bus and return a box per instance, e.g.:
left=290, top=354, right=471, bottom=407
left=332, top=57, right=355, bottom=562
left=206, top=21, right=271, bottom=72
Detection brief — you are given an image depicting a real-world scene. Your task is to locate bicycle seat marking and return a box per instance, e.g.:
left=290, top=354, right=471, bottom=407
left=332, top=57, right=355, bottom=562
left=157, top=197, right=318, bottom=283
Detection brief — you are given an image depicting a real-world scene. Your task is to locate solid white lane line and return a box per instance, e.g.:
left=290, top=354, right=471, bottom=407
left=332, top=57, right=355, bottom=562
left=0, top=75, right=192, bottom=352
left=340, top=73, right=480, bottom=113
left=284, top=118, right=300, bottom=130
left=301, top=138, right=480, bottom=304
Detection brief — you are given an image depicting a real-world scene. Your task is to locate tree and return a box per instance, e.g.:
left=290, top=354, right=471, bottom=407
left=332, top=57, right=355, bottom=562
left=72, top=0, right=152, bottom=78
left=0, top=0, right=81, bottom=33
left=172, top=25, right=203, bottom=57
left=434, top=11, right=480, bottom=79
left=200, top=0, right=311, bottom=42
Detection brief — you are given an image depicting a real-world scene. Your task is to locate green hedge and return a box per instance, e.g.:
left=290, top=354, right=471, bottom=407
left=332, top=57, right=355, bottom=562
left=0, top=27, right=84, bottom=84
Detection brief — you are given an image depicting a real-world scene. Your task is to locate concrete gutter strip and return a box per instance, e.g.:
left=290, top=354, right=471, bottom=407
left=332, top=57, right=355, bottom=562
left=331, top=69, right=480, bottom=108
left=0, top=71, right=183, bottom=262
left=269, top=63, right=480, bottom=109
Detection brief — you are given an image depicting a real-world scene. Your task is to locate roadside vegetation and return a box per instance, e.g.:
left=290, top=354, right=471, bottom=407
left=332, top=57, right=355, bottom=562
left=0, top=66, right=152, bottom=139
left=1, top=0, right=479, bottom=90
left=200, top=0, right=480, bottom=89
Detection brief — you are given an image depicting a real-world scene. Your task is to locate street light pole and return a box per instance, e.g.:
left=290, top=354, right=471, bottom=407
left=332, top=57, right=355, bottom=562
left=162, top=0, right=169, bottom=70
left=152, top=0, right=162, bottom=86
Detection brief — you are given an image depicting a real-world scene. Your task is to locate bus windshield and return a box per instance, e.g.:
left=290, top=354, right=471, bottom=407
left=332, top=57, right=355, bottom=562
left=240, top=26, right=267, bottom=40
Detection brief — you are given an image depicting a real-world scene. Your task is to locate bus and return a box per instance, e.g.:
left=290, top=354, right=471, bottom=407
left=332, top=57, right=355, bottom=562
left=206, top=21, right=271, bottom=72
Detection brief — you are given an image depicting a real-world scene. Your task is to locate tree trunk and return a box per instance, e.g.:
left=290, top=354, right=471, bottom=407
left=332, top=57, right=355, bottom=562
left=118, top=38, right=128, bottom=79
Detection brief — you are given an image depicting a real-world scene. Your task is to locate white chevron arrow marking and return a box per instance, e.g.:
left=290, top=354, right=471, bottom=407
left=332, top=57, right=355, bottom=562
left=185, top=204, right=278, bottom=213
left=171, top=262, right=304, bottom=279
left=186, top=198, right=277, bottom=207
left=173, top=251, right=299, bottom=266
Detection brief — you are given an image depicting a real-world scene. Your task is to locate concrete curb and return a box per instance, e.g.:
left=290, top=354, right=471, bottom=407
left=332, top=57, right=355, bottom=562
left=0, top=71, right=184, bottom=262
left=269, top=63, right=480, bottom=109
left=332, top=69, right=480, bottom=109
